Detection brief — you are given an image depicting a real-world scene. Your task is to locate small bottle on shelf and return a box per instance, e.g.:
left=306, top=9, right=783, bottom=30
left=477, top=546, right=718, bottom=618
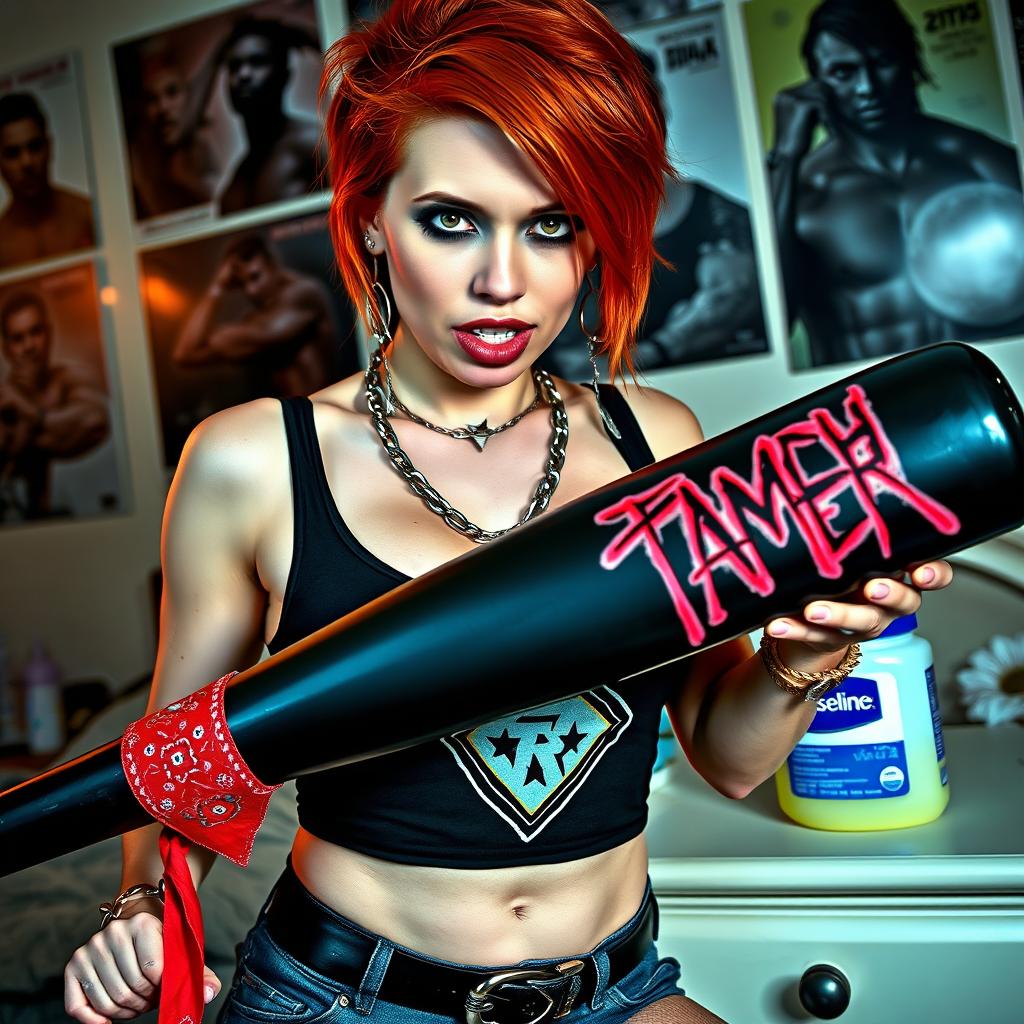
left=23, top=641, right=66, bottom=756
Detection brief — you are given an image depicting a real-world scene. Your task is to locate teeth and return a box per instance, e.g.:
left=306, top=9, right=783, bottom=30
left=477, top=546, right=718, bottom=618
left=471, top=328, right=519, bottom=341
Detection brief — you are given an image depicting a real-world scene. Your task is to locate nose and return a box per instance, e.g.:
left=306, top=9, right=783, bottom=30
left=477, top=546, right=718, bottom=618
left=853, top=66, right=876, bottom=98
left=471, top=233, right=526, bottom=305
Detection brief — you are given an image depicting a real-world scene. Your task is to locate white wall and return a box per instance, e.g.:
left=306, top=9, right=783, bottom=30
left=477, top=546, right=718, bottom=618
left=0, top=0, right=1021, bottom=694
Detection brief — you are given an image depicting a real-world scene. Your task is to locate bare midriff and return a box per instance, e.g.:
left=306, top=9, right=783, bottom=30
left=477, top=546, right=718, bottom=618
left=290, top=828, right=650, bottom=966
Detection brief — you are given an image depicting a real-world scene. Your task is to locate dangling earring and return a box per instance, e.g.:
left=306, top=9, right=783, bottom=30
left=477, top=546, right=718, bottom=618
left=578, top=275, right=621, bottom=440
left=365, top=256, right=395, bottom=414
left=364, top=231, right=376, bottom=250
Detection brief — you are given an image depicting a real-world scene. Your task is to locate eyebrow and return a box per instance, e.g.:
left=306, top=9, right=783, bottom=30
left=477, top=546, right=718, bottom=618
left=410, top=191, right=567, bottom=217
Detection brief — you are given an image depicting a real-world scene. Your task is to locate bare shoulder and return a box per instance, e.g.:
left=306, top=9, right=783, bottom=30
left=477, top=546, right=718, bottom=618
left=551, top=378, right=703, bottom=463
left=608, top=381, right=704, bottom=462
left=280, top=272, right=333, bottom=315
left=176, top=396, right=288, bottom=505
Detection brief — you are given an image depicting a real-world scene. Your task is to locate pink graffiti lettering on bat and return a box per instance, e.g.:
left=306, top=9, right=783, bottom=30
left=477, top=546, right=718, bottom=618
left=594, top=386, right=961, bottom=645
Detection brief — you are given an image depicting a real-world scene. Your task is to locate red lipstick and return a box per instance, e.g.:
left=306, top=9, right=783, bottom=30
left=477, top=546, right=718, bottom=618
left=452, top=319, right=536, bottom=368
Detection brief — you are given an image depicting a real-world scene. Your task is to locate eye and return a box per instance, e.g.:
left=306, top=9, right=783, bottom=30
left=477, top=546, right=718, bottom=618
left=433, top=210, right=473, bottom=233
left=530, top=216, right=572, bottom=240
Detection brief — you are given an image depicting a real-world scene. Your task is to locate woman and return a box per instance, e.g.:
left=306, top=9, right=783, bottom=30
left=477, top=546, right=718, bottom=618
left=63, top=2, right=952, bottom=1023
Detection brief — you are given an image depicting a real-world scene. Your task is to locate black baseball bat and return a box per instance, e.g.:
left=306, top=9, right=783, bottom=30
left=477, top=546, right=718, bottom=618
left=2, top=342, right=1022, bottom=876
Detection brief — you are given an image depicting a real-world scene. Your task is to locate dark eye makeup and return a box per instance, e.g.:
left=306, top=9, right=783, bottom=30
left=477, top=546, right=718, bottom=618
left=412, top=203, right=583, bottom=247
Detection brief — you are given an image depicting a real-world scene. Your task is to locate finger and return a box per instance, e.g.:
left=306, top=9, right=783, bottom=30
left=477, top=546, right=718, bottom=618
left=203, top=964, right=223, bottom=1002
left=64, top=965, right=111, bottom=1024
left=860, top=579, right=922, bottom=617
left=766, top=618, right=864, bottom=649
left=87, top=938, right=151, bottom=1017
left=131, top=923, right=163, bottom=990
left=906, top=560, right=953, bottom=589
left=802, top=599, right=890, bottom=638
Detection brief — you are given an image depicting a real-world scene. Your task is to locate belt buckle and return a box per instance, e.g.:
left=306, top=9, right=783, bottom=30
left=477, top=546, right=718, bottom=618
left=465, top=960, right=585, bottom=1024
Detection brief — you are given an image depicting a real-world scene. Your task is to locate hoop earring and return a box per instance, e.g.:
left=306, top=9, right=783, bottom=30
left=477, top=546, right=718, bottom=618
left=365, top=258, right=395, bottom=414
left=578, top=276, right=621, bottom=441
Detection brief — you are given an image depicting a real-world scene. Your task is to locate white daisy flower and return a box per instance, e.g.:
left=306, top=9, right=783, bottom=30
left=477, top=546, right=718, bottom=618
left=956, top=633, right=1024, bottom=726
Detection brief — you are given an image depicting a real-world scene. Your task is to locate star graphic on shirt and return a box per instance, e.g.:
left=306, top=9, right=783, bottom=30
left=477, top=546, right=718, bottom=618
left=524, top=753, right=547, bottom=787
left=487, top=728, right=520, bottom=767
left=555, top=722, right=588, bottom=775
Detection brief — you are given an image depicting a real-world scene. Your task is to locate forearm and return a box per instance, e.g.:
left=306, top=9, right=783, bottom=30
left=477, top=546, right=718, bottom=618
left=173, top=290, right=223, bottom=365
left=35, top=401, right=108, bottom=456
left=120, top=820, right=218, bottom=894
left=690, top=640, right=845, bottom=799
left=768, top=153, right=805, bottom=315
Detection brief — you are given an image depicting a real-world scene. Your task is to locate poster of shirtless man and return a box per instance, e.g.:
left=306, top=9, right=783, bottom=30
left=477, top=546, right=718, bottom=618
left=113, top=0, right=322, bottom=230
left=0, top=262, right=123, bottom=524
left=745, top=0, right=1024, bottom=369
left=543, top=5, right=768, bottom=379
left=140, top=213, right=360, bottom=467
left=0, top=53, right=96, bottom=273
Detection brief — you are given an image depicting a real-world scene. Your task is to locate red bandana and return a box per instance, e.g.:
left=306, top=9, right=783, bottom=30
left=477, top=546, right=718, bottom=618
left=121, top=672, right=281, bottom=1024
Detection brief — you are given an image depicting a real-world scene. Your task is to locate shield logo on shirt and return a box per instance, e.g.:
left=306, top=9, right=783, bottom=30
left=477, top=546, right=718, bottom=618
left=441, top=687, right=633, bottom=842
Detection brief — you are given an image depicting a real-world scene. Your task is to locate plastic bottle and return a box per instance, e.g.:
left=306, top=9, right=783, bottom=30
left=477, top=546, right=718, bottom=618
left=775, top=614, right=949, bottom=831
left=23, top=642, right=65, bottom=756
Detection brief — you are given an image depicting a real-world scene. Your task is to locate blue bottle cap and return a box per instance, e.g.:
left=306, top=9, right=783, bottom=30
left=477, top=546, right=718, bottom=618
left=876, top=613, right=918, bottom=639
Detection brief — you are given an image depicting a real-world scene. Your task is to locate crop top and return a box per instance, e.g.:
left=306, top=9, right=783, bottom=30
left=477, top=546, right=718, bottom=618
left=266, top=386, right=681, bottom=867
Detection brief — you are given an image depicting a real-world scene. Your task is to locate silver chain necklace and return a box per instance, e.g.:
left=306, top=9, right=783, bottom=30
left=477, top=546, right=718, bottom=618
left=380, top=354, right=543, bottom=451
left=365, top=349, right=569, bottom=543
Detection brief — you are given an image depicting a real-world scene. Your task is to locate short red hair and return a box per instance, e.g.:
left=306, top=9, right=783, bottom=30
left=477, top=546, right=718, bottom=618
left=320, top=0, right=671, bottom=380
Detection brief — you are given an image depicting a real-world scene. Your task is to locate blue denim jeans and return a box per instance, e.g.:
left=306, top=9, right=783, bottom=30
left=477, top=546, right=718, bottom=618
left=217, top=865, right=685, bottom=1024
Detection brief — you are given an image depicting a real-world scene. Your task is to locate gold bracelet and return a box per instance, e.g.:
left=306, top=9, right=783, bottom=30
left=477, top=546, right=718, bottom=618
left=98, top=880, right=165, bottom=929
left=759, top=633, right=862, bottom=703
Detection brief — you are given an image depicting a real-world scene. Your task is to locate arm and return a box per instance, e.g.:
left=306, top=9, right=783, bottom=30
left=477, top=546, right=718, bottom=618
left=171, top=261, right=237, bottom=367
left=65, top=400, right=278, bottom=1023
left=767, top=81, right=824, bottom=321
left=619, top=386, right=952, bottom=799
left=34, top=368, right=108, bottom=457
left=206, top=286, right=319, bottom=360
left=0, top=371, right=107, bottom=459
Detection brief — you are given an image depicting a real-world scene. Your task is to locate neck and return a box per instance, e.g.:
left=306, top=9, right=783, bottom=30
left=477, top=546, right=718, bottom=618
left=834, top=107, right=921, bottom=176
left=384, top=327, right=538, bottom=428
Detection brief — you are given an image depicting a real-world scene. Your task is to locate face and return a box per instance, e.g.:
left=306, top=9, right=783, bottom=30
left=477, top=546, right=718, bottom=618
left=365, top=116, right=595, bottom=388
left=142, top=67, right=187, bottom=148
left=811, top=31, right=914, bottom=132
left=2, top=304, right=51, bottom=373
left=224, top=35, right=285, bottom=113
left=0, top=118, right=50, bottom=201
left=236, top=254, right=277, bottom=306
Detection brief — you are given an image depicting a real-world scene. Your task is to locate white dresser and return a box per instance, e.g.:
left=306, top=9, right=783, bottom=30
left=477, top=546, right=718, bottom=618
left=645, top=724, right=1024, bottom=1023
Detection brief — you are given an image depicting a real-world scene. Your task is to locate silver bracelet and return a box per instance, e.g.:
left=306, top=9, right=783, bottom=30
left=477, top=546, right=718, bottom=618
left=98, top=880, right=165, bottom=929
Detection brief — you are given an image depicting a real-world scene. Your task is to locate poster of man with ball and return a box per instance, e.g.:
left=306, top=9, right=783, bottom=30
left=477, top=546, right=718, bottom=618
left=744, top=0, right=1024, bottom=370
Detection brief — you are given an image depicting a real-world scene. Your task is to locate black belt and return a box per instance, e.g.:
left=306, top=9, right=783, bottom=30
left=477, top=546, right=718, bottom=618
left=264, top=866, right=656, bottom=1024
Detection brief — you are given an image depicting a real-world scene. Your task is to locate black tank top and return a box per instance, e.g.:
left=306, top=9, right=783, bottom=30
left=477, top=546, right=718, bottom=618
left=267, top=387, right=680, bottom=866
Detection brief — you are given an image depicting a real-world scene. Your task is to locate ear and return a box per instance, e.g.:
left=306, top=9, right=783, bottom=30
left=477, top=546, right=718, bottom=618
left=360, top=218, right=385, bottom=255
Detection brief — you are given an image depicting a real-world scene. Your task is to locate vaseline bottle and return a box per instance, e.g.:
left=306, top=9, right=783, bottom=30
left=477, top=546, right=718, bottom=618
left=775, top=614, right=949, bottom=831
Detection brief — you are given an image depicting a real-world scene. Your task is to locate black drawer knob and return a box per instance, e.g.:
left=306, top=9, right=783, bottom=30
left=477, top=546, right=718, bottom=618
left=798, top=964, right=851, bottom=1019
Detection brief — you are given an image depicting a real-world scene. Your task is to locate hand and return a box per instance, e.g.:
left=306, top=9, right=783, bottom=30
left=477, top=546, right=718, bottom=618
left=64, top=903, right=222, bottom=1023
left=771, top=80, right=828, bottom=161
left=212, top=256, right=239, bottom=295
left=765, top=561, right=954, bottom=672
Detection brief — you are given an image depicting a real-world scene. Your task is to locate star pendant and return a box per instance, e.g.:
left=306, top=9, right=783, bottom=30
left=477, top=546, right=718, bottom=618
left=466, top=420, right=491, bottom=451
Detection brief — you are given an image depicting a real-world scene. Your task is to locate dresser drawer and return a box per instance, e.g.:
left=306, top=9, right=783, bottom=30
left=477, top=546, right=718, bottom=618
left=655, top=895, right=1024, bottom=1023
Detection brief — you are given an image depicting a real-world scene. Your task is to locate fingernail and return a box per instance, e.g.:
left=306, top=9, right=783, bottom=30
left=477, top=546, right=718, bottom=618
left=205, top=987, right=215, bottom=1004
left=808, top=605, right=828, bottom=621
left=870, top=582, right=890, bottom=599
left=769, top=621, right=789, bottom=636
left=918, top=567, right=935, bottom=584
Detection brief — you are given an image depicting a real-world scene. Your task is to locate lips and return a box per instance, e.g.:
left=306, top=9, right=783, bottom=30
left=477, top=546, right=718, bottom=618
left=452, top=320, right=536, bottom=368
